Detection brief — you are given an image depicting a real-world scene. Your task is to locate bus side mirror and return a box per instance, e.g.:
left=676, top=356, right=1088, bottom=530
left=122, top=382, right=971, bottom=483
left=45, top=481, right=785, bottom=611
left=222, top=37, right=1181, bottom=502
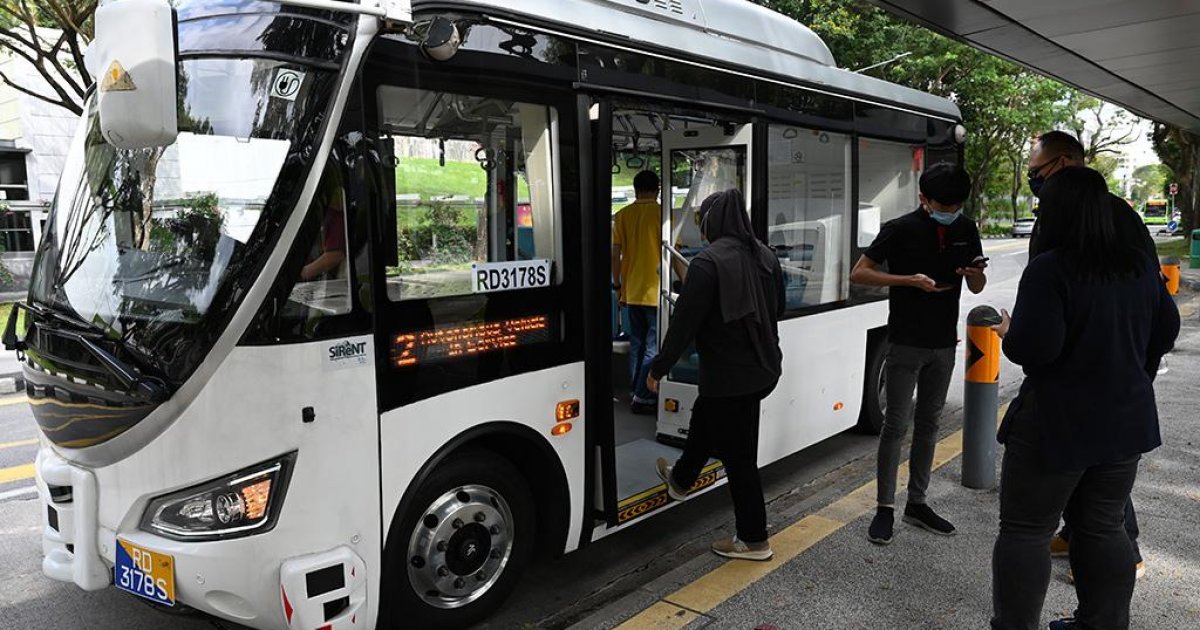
left=89, top=0, right=179, bottom=150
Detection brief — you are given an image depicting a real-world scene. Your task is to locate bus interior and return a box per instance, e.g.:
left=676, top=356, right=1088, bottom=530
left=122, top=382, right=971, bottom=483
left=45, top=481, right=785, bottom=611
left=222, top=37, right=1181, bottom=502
left=606, top=102, right=751, bottom=520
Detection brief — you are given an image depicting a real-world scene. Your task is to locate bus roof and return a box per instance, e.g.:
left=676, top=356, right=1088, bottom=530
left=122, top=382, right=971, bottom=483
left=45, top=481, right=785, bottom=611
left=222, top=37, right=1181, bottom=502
left=413, top=0, right=962, bottom=121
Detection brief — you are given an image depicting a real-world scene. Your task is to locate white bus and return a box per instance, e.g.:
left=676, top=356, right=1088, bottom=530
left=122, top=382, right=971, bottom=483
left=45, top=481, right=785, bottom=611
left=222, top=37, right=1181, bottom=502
left=4, top=1, right=962, bottom=628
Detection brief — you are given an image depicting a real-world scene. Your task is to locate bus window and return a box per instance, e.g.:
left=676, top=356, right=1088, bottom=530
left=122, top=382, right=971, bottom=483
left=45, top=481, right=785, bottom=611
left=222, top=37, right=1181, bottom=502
left=766, top=126, right=850, bottom=311
left=378, top=86, right=559, bottom=302
left=857, top=138, right=922, bottom=247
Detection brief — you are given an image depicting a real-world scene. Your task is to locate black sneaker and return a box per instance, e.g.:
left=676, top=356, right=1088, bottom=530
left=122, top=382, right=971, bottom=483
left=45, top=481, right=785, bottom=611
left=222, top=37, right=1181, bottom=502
left=903, top=503, right=956, bottom=536
left=1048, top=619, right=1080, bottom=630
left=868, top=507, right=894, bottom=545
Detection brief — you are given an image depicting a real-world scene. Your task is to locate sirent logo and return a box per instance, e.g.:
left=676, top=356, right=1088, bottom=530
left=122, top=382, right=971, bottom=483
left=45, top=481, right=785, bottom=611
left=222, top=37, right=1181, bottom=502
left=327, top=339, right=370, bottom=370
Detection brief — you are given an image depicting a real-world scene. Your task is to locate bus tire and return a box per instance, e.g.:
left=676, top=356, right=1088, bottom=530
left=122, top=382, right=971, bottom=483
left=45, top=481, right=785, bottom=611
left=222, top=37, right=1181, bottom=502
left=381, top=450, right=535, bottom=630
left=857, top=339, right=889, bottom=434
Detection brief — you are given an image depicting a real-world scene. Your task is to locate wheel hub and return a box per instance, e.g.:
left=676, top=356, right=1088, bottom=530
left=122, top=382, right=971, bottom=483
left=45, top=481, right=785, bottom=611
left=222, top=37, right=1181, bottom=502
left=445, top=523, right=492, bottom=576
left=406, top=484, right=514, bottom=609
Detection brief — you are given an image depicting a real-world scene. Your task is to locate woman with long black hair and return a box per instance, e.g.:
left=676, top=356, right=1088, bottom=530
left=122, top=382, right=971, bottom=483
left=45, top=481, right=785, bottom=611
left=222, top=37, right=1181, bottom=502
left=990, top=167, right=1180, bottom=630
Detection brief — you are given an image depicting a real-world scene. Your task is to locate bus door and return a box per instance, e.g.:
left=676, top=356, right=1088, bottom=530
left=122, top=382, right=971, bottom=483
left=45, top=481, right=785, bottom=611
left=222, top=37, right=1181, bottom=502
left=656, top=125, right=752, bottom=443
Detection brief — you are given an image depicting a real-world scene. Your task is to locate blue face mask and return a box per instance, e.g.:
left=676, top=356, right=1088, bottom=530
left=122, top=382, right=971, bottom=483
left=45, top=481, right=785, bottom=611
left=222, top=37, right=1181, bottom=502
left=929, top=209, right=962, bottom=226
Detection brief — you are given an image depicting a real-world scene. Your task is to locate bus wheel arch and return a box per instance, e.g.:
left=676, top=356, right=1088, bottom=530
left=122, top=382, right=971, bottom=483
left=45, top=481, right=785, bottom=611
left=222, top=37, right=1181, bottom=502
left=379, top=423, right=570, bottom=628
left=857, top=327, right=889, bottom=434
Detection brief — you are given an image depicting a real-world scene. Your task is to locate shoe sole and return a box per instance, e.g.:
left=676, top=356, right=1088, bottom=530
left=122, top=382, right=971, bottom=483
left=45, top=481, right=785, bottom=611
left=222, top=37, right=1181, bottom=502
left=712, top=548, right=773, bottom=561
left=654, top=468, right=689, bottom=502
left=901, top=515, right=956, bottom=536
left=867, top=534, right=894, bottom=546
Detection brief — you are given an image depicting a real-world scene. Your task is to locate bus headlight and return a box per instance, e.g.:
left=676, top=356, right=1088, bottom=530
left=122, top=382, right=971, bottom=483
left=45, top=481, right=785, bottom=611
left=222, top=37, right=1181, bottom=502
left=140, top=453, right=296, bottom=541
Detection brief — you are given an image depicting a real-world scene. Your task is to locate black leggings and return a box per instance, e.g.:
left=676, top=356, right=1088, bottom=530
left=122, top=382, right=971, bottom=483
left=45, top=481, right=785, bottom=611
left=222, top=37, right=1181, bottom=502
left=671, top=391, right=768, bottom=543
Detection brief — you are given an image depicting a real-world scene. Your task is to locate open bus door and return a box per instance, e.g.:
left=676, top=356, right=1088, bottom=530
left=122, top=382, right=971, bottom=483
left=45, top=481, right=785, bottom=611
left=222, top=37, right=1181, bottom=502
left=655, top=125, right=753, bottom=444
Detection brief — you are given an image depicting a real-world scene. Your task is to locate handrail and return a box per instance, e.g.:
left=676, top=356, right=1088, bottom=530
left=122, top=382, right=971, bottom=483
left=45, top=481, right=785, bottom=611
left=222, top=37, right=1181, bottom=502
left=663, top=242, right=690, bottom=268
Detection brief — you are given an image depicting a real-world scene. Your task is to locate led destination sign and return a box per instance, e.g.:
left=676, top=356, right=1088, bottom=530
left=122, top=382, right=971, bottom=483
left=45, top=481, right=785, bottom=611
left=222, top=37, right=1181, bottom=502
left=393, top=315, right=551, bottom=367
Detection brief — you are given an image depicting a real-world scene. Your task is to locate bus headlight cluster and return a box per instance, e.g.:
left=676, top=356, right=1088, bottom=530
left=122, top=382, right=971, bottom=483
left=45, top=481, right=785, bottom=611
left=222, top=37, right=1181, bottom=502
left=141, top=453, right=296, bottom=541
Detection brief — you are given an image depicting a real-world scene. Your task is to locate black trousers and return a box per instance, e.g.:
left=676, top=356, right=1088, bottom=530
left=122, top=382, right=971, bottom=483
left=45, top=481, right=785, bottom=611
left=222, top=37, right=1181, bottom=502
left=1060, top=498, right=1141, bottom=563
left=992, top=404, right=1140, bottom=630
left=672, top=391, right=767, bottom=543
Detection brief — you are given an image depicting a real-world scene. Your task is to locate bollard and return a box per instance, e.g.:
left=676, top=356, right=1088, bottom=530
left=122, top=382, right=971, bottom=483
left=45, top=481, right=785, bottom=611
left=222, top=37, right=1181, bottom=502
left=963, top=305, right=1001, bottom=489
left=1161, top=256, right=1181, bottom=296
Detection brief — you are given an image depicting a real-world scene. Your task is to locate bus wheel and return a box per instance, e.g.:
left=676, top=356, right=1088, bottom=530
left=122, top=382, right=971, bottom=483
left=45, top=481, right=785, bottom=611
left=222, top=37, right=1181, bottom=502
left=382, top=451, right=534, bottom=629
left=857, top=339, right=889, bottom=434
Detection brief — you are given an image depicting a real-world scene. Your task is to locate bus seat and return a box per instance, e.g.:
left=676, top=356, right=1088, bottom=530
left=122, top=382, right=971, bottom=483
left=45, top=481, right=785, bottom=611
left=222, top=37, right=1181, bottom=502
left=668, top=345, right=700, bottom=384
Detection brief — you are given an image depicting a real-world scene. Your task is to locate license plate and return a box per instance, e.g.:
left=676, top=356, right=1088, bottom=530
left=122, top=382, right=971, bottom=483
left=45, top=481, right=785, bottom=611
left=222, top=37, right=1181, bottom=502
left=114, top=539, right=175, bottom=606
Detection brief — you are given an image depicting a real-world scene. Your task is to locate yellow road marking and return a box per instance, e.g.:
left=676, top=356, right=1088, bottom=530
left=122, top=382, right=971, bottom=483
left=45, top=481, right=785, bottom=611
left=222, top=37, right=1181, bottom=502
left=984, top=239, right=1030, bottom=254
left=0, top=463, right=35, bottom=484
left=616, top=403, right=1009, bottom=627
left=0, top=396, right=28, bottom=407
left=0, top=438, right=37, bottom=450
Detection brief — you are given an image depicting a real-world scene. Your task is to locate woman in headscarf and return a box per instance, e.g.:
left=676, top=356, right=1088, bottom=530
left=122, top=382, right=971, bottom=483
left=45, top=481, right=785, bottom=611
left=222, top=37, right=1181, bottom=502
left=647, top=189, right=785, bottom=561
left=990, top=167, right=1179, bottom=630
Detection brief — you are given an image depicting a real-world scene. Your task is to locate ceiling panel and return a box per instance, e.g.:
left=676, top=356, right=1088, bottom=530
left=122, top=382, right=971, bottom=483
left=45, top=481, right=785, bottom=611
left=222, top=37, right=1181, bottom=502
left=869, top=0, right=1200, bottom=134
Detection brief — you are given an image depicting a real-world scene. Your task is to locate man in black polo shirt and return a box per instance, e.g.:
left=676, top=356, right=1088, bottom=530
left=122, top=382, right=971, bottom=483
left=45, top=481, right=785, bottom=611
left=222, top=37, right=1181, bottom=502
left=851, top=163, right=986, bottom=545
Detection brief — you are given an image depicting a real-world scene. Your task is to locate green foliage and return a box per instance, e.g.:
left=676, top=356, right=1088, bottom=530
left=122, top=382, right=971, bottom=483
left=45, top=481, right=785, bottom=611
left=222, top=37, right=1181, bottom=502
left=148, top=193, right=225, bottom=260
left=1152, top=123, right=1199, bottom=234
left=1131, top=163, right=1171, bottom=203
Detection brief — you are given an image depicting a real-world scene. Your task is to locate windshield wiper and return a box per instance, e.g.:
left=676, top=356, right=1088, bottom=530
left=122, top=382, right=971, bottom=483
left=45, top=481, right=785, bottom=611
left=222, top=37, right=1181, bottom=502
left=17, top=302, right=171, bottom=403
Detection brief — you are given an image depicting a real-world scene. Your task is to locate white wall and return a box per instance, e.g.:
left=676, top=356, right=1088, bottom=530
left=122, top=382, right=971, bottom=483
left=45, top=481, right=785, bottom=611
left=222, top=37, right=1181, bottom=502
left=0, top=51, right=82, bottom=203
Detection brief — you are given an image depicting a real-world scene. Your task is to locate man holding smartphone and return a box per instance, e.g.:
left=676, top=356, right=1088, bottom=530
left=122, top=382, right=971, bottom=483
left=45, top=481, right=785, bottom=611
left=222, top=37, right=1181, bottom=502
left=850, top=163, right=987, bottom=545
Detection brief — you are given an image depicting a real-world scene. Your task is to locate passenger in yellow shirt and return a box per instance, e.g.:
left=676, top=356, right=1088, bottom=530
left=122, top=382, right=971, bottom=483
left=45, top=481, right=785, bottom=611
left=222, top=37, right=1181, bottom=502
left=612, top=171, right=662, bottom=415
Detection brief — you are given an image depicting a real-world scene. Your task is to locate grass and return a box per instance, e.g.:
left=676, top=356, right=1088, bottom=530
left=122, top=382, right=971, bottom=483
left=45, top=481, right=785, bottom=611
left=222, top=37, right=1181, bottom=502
left=0, top=303, right=11, bottom=332
left=1156, top=237, right=1189, bottom=259
left=397, top=158, right=530, bottom=201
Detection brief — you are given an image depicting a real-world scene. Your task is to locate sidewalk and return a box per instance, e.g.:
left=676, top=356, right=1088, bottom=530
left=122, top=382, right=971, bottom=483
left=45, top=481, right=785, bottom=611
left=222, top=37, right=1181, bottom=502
left=579, top=291, right=1200, bottom=629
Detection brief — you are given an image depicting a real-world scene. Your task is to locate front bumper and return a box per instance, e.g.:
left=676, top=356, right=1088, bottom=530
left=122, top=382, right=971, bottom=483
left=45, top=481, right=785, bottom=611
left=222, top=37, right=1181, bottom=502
left=35, top=447, right=372, bottom=630
left=37, top=447, right=111, bottom=592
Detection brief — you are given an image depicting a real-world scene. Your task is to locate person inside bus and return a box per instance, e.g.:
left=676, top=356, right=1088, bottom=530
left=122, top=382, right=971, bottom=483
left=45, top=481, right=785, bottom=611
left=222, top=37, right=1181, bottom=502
left=849, top=163, right=986, bottom=545
left=612, top=170, right=663, bottom=415
left=989, top=166, right=1179, bottom=630
left=300, top=170, right=348, bottom=282
left=646, top=189, right=785, bottom=561
left=1026, top=130, right=1148, bottom=575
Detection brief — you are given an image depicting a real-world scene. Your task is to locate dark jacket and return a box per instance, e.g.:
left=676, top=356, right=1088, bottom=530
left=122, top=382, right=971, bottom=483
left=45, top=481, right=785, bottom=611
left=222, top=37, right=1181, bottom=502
left=999, top=251, right=1180, bottom=471
left=649, top=191, right=785, bottom=398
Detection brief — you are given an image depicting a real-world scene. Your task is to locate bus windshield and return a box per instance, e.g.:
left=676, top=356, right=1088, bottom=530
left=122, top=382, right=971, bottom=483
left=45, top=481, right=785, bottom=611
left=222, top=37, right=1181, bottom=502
left=28, top=6, right=351, bottom=385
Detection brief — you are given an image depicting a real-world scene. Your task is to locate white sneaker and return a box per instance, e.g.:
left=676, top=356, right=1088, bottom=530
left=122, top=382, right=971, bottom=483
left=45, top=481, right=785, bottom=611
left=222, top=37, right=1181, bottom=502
left=655, top=458, right=689, bottom=501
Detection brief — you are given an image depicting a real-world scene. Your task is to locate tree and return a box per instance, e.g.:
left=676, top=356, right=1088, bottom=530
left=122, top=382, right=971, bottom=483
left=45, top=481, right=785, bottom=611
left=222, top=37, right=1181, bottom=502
left=1130, top=163, right=1170, bottom=203
left=1063, top=94, right=1139, bottom=163
left=0, top=1, right=96, bottom=116
left=1152, top=124, right=1200, bottom=233
left=755, top=0, right=1073, bottom=225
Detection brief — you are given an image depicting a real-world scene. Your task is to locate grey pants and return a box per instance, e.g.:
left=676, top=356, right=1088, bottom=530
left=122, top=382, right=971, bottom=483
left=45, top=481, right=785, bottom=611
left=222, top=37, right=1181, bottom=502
left=877, top=343, right=956, bottom=506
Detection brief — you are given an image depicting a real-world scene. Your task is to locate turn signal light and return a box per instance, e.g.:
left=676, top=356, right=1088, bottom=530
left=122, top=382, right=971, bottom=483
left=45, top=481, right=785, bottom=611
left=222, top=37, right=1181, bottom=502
left=556, top=400, right=580, bottom=422
left=833, top=402, right=845, bottom=411
left=551, top=422, right=573, bottom=437
left=664, top=399, right=679, bottom=413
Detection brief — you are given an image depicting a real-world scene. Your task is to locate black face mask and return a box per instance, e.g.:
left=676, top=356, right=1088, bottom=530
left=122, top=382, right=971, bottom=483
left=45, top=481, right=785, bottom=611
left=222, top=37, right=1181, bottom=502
left=1027, top=156, right=1063, bottom=197
left=1028, top=173, right=1046, bottom=196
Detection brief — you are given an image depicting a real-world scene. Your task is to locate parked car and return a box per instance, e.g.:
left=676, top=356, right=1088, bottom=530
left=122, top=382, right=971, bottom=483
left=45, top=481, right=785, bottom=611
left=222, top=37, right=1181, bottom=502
left=1011, top=217, right=1036, bottom=238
